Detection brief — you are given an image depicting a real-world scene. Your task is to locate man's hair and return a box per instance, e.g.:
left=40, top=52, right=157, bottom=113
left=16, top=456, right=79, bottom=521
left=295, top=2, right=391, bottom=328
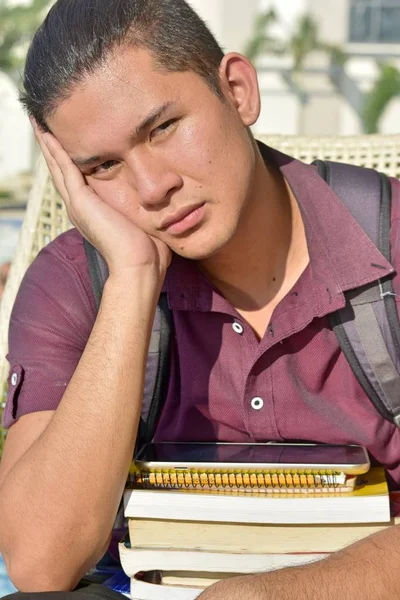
left=20, top=0, right=225, bottom=129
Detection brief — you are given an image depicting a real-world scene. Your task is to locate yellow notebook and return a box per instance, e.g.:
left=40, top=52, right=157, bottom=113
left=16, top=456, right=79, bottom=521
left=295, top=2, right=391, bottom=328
left=123, top=468, right=390, bottom=525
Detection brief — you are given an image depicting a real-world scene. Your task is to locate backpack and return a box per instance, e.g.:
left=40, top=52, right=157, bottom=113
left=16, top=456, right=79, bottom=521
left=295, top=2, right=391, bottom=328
left=83, top=159, right=400, bottom=452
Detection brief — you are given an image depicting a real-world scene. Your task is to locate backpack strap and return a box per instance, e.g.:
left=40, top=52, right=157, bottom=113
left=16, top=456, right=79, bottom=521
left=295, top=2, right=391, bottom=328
left=140, top=291, right=172, bottom=447
left=314, top=160, right=400, bottom=426
left=83, top=239, right=172, bottom=450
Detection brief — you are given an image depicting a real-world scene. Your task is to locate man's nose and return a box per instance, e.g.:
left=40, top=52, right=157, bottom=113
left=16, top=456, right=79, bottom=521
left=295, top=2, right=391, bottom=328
left=128, top=152, right=183, bottom=207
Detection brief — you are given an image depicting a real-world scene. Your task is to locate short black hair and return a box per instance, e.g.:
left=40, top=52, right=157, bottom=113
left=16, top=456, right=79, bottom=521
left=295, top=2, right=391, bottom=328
left=20, top=0, right=225, bottom=129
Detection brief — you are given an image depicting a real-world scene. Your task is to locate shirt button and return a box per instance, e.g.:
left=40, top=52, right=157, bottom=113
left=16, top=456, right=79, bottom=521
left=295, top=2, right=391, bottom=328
left=251, top=397, right=264, bottom=410
left=11, top=373, right=18, bottom=386
left=232, top=322, right=244, bottom=335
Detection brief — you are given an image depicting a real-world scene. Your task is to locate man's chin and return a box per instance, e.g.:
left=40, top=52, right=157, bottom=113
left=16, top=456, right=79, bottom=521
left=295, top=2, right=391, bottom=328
left=170, top=235, right=231, bottom=262
left=174, top=248, right=217, bottom=261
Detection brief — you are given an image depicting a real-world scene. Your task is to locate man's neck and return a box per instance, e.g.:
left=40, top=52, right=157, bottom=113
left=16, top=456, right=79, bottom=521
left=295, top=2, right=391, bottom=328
left=199, top=152, right=309, bottom=336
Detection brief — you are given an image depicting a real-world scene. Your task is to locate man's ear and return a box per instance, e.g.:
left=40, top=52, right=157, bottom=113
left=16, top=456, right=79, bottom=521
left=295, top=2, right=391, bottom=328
left=219, top=53, right=261, bottom=127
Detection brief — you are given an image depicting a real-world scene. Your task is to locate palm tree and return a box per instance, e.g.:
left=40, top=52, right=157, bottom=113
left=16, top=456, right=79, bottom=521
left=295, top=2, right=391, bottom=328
left=245, top=11, right=346, bottom=134
left=245, top=12, right=346, bottom=71
left=246, top=8, right=400, bottom=134
left=362, top=63, right=400, bottom=134
left=0, top=0, right=51, bottom=74
left=244, top=8, right=284, bottom=62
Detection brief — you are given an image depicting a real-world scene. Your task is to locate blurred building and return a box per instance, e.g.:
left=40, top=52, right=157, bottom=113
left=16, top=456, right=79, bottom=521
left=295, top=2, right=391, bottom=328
left=0, top=72, right=31, bottom=179
left=189, top=0, right=400, bottom=136
left=0, top=0, right=33, bottom=179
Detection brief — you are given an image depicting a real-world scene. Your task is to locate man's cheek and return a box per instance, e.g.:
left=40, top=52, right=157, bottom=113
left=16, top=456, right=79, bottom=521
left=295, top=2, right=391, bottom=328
left=89, top=180, right=135, bottom=213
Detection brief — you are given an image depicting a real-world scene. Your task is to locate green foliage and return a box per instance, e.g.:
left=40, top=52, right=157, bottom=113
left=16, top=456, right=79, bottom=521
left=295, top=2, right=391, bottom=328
left=245, top=8, right=400, bottom=134
left=0, top=0, right=51, bottom=73
left=362, top=63, right=400, bottom=134
left=291, top=15, right=319, bottom=70
left=244, top=9, right=284, bottom=61
left=245, top=10, right=347, bottom=70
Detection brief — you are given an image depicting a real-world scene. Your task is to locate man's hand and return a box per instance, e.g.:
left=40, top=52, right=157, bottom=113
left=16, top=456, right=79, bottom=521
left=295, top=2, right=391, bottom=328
left=32, top=119, right=171, bottom=279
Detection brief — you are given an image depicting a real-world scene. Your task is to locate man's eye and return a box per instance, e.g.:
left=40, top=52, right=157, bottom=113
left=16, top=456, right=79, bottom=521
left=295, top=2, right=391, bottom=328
left=151, top=119, right=178, bottom=139
left=90, top=160, right=118, bottom=175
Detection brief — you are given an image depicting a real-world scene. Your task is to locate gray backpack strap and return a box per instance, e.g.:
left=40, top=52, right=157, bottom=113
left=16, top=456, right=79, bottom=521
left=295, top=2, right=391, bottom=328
left=83, top=238, right=109, bottom=309
left=83, top=239, right=171, bottom=449
left=139, top=292, right=172, bottom=447
left=314, top=161, right=400, bottom=426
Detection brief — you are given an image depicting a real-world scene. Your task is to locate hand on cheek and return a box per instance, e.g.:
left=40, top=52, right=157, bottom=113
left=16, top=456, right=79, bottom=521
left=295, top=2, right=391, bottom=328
left=30, top=118, right=171, bottom=279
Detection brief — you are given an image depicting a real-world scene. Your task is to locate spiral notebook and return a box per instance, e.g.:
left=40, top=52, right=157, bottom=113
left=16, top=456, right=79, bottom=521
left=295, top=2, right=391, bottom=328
left=129, top=442, right=369, bottom=494
left=124, top=468, right=390, bottom=525
left=128, top=467, right=356, bottom=493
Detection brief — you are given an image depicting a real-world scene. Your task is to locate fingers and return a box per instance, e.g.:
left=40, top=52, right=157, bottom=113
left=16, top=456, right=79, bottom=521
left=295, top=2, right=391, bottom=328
left=29, top=117, right=100, bottom=240
left=30, top=117, right=70, bottom=203
left=30, top=117, right=94, bottom=214
left=42, top=133, right=90, bottom=205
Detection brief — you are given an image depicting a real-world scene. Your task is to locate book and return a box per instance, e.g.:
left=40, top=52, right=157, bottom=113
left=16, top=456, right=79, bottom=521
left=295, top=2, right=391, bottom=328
left=128, top=516, right=400, bottom=554
left=124, top=467, right=390, bottom=525
left=129, top=571, right=250, bottom=600
left=119, top=542, right=329, bottom=577
left=130, top=573, right=203, bottom=600
left=161, top=572, right=235, bottom=588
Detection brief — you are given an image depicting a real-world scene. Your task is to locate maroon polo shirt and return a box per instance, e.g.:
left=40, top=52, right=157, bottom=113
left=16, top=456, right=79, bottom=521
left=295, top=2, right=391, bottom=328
left=4, top=146, right=400, bottom=490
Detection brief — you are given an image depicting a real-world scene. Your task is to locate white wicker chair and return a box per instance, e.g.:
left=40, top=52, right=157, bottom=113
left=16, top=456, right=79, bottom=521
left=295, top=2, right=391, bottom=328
left=1, top=133, right=400, bottom=451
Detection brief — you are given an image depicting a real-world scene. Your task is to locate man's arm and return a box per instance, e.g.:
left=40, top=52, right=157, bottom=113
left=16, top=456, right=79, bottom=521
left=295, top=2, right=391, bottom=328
left=198, top=524, right=400, bottom=599
left=0, top=270, right=162, bottom=592
left=0, top=127, right=171, bottom=592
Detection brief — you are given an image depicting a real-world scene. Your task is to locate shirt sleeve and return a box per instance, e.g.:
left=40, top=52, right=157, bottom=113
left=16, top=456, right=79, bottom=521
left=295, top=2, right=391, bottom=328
left=2, top=229, right=97, bottom=429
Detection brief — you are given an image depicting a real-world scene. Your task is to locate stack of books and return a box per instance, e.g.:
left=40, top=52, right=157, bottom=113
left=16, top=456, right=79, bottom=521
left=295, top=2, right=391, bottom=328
left=119, top=467, right=394, bottom=599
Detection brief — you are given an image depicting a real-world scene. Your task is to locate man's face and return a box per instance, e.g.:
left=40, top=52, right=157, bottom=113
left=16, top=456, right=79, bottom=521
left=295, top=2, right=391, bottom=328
left=47, top=48, right=257, bottom=260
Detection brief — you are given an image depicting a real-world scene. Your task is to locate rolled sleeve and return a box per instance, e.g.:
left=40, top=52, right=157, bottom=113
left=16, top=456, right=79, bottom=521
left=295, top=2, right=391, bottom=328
left=2, top=229, right=96, bottom=428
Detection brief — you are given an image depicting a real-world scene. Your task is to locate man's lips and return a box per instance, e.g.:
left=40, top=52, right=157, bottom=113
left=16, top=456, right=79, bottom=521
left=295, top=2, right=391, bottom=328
left=159, top=202, right=206, bottom=234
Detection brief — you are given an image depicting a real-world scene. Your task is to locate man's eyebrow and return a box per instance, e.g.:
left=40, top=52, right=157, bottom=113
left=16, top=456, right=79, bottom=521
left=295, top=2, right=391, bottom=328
left=131, top=101, right=175, bottom=140
left=71, top=101, right=175, bottom=169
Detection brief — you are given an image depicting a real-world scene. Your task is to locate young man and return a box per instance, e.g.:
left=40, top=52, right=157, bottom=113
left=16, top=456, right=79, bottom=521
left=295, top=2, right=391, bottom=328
left=1, top=0, right=400, bottom=598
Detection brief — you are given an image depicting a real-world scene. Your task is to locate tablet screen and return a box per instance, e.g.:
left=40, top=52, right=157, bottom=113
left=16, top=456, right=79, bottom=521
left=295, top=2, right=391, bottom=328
left=137, top=442, right=368, bottom=466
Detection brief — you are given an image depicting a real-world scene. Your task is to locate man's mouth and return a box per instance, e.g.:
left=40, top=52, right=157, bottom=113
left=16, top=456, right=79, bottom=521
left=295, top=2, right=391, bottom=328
left=159, top=202, right=206, bottom=235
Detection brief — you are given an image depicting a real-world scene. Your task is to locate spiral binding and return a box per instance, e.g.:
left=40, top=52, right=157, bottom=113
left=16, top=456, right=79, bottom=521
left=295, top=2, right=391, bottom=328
left=128, top=470, right=347, bottom=491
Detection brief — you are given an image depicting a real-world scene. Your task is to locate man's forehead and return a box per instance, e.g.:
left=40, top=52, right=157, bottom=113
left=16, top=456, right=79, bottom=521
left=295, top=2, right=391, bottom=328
left=70, top=100, right=176, bottom=167
left=80, top=46, right=192, bottom=97
left=50, top=53, right=198, bottom=128
left=47, top=49, right=215, bottom=159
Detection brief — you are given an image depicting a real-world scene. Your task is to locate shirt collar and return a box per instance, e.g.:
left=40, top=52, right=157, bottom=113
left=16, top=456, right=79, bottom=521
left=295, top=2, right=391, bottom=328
left=164, top=140, right=394, bottom=312
left=261, top=142, right=393, bottom=289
